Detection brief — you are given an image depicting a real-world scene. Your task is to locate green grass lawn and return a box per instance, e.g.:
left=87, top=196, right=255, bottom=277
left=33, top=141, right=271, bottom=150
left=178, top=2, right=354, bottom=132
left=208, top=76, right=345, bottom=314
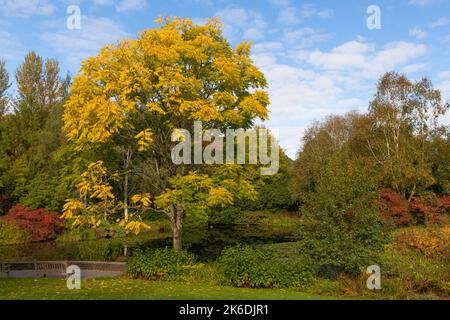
left=0, top=277, right=342, bottom=300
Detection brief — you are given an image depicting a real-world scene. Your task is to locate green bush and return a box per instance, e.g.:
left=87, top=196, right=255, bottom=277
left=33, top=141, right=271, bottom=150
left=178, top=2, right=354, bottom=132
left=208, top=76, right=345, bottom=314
left=127, top=248, right=197, bottom=281
left=220, top=244, right=314, bottom=288
left=0, top=221, right=30, bottom=245
left=208, top=207, right=241, bottom=225
left=296, top=157, right=389, bottom=277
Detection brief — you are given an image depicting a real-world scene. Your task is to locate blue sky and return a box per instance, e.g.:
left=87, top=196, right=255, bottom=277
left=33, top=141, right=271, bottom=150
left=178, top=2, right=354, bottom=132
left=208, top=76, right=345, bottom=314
left=1, top=0, right=450, bottom=157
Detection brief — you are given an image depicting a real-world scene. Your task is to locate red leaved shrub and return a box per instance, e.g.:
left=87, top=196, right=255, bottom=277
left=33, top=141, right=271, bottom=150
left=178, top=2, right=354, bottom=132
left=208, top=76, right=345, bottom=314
left=378, top=189, right=449, bottom=227
left=377, top=188, right=413, bottom=227
left=438, top=195, right=450, bottom=214
left=410, top=197, right=448, bottom=226
left=0, top=204, right=62, bottom=242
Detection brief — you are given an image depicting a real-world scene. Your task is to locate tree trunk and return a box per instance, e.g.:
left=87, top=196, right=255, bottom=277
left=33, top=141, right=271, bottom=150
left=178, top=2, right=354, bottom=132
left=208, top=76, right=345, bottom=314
left=408, top=184, right=416, bottom=202
left=173, top=225, right=182, bottom=251
left=172, top=205, right=184, bottom=251
left=123, top=148, right=131, bottom=222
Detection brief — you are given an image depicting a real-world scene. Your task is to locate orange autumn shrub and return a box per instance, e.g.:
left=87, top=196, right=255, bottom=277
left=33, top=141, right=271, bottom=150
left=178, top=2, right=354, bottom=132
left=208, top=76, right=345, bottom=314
left=394, top=226, right=450, bottom=258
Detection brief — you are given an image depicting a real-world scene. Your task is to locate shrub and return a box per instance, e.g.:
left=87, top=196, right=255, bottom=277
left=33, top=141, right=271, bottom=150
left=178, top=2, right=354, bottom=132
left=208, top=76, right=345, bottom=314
left=381, top=244, right=449, bottom=295
left=377, top=188, right=413, bottom=227
left=127, top=248, right=197, bottom=280
left=439, top=195, right=450, bottom=214
left=409, top=196, right=448, bottom=226
left=0, top=220, right=31, bottom=245
left=377, top=190, right=448, bottom=227
left=393, top=226, right=449, bottom=258
left=375, top=226, right=450, bottom=296
left=296, top=157, right=389, bottom=277
left=220, top=244, right=314, bottom=288
left=0, top=204, right=62, bottom=242
left=208, top=207, right=243, bottom=225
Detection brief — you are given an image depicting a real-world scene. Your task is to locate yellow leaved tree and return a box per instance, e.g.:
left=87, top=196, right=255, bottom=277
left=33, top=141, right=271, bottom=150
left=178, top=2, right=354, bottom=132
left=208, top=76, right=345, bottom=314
left=63, top=17, right=270, bottom=246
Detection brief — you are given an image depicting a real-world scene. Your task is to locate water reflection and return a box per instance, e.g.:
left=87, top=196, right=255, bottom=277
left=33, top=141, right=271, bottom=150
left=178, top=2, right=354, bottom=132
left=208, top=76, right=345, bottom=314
left=0, top=224, right=295, bottom=262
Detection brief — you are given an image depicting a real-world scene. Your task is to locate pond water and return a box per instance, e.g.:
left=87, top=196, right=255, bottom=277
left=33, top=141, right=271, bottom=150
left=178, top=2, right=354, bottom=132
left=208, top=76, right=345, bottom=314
left=0, top=224, right=296, bottom=262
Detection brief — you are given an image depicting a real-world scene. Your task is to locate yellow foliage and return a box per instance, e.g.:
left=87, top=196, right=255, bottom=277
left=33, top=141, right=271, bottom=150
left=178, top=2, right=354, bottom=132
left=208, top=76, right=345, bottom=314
left=135, top=129, right=153, bottom=152
left=131, top=193, right=152, bottom=207
left=62, top=161, right=118, bottom=230
left=62, top=16, right=269, bottom=235
left=207, top=187, right=234, bottom=207
left=63, top=17, right=269, bottom=150
left=395, top=226, right=450, bottom=257
left=118, top=217, right=151, bottom=235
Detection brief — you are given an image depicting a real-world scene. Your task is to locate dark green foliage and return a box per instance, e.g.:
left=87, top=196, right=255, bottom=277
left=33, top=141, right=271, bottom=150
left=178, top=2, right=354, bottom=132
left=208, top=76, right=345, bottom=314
left=208, top=207, right=242, bottom=225
left=241, top=153, right=296, bottom=212
left=209, top=153, right=296, bottom=225
left=249, top=172, right=294, bottom=211
left=296, top=156, right=389, bottom=277
left=0, top=53, right=71, bottom=213
left=127, top=248, right=197, bottom=280
left=220, top=244, right=315, bottom=288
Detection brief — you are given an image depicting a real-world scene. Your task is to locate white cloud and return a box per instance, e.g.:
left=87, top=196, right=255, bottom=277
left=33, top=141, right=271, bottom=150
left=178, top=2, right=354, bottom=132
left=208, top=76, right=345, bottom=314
left=252, top=48, right=369, bottom=157
left=283, top=28, right=334, bottom=48
left=116, top=0, right=148, bottom=13
left=429, top=17, right=450, bottom=28
left=278, top=7, right=301, bottom=25
left=307, top=39, right=427, bottom=78
left=439, top=80, right=450, bottom=97
left=253, top=41, right=284, bottom=53
left=215, top=8, right=267, bottom=40
left=409, top=27, right=427, bottom=40
left=0, top=30, right=24, bottom=61
left=368, top=42, right=428, bottom=76
left=317, top=10, right=333, bottom=19
left=41, top=16, right=130, bottom=72
left=438, top=71, right=450, bottom=78
left=251, top=37, right=430, bottom=156
left=0, top=0, right=56, bottom=18
left=300, top=4, right=332, bottom=19
left=400, top=63, right=429, bottom=74
left=269, top=1, right=333, bottom=26
left=307, top=40, right=372, bottom=71
left=437, top=80, right=450, bottom=125
left=259, top=63, right=366, bottom=157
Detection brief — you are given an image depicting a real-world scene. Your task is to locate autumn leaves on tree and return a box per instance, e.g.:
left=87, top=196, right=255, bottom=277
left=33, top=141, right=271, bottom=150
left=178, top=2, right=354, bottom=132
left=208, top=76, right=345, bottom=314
left=62, top=17, right=270, bottom=250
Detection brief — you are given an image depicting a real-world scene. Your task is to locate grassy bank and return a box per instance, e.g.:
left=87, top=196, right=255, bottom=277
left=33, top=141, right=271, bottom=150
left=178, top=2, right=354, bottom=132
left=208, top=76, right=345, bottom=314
left=0, top=277, right=341, bottom=300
